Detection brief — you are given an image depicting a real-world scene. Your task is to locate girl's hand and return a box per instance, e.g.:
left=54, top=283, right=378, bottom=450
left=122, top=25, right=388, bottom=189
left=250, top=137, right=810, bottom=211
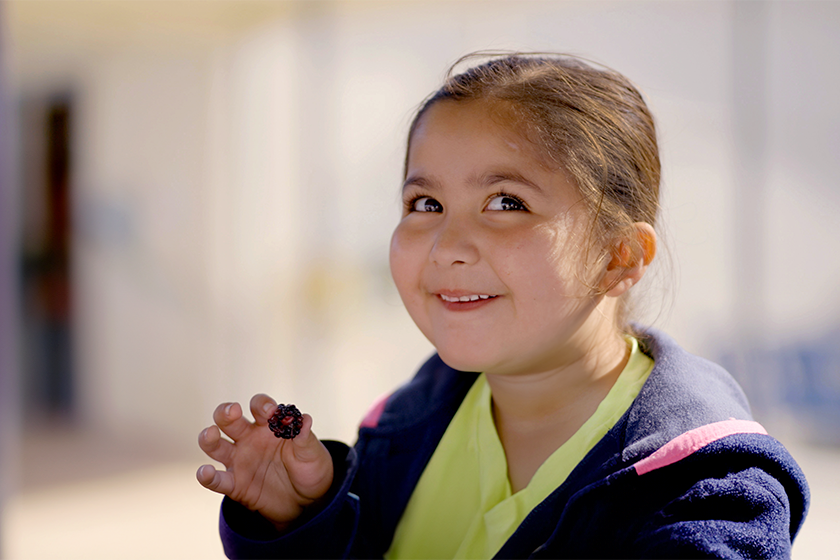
left=196, top=394, right=334, bottom=531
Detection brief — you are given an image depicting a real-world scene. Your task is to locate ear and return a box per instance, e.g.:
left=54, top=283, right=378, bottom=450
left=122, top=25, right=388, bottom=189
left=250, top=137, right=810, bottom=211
left=600, top=222, right=657, bottom=298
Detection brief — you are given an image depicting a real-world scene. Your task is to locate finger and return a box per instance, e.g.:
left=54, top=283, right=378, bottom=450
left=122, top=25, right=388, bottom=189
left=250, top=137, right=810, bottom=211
left=289, top=414, right=325, bottom=462
left=196, top=464, right=235, bottom=496
left=250, top=393, right=277, bottom=426
left=198, top=425, right=235, bottom=466
left=213, top=402, right=251, bottom=441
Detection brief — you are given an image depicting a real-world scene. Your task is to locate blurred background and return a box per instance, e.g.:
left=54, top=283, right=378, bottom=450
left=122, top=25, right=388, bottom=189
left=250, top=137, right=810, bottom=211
left=1, top=0, right=838, bottom=558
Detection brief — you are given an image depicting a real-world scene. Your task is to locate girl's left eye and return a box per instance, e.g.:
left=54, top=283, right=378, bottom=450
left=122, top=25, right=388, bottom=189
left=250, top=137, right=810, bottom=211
left=486, top=194, right=527, bottom=212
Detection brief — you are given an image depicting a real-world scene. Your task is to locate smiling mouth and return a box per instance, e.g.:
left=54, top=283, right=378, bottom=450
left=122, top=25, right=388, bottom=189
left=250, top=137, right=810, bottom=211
left=439, top=294, right=498, bottom=302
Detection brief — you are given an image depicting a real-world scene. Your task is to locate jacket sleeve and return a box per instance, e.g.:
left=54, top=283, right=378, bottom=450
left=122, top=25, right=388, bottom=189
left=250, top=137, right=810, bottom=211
left=632, top=465, right=800, bottom=559
left=626, top=434, right=809, bottom=560
left=543, top=434, right=809, bottom=559
left=218, top=440, right=361, bottom=559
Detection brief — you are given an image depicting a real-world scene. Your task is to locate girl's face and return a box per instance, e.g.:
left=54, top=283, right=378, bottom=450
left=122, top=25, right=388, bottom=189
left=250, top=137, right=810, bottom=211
left=390, top=100, right=612, bottom=376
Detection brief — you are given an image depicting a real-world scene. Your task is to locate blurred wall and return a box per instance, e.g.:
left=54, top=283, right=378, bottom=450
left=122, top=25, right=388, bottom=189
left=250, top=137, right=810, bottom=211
left=1, top=0, right=22, bottom=552
left=4, top=0, right=840, bottom=451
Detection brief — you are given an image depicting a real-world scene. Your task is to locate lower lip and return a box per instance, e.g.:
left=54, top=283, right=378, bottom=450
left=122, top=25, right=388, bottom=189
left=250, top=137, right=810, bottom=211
left=438, top=296, right=499, bottom=311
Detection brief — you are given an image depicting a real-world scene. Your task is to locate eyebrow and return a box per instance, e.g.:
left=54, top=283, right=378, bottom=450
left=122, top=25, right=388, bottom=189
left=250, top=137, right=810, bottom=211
left=402, top=170, right=546, bottom=195
left=402, top=174, right=434, bottom=191
left=482, top=171, right=545, bottom=195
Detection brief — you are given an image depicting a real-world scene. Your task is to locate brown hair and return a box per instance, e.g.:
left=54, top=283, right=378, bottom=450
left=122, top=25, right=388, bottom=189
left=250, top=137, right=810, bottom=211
left=405, top=52, right=662, bottom=330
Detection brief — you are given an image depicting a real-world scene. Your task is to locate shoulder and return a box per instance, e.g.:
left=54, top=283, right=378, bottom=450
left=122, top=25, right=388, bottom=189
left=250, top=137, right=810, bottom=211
left=348, top=356, right=480, bottom=556
left=359, top=353, right=479, bottom=432
left=635, top=430, right=809, bottom=557
left=557, top=429, right=810, bottom=559
left=621, top=326, right=755, bottom=462
left=602, top=328, right=810, bottom=555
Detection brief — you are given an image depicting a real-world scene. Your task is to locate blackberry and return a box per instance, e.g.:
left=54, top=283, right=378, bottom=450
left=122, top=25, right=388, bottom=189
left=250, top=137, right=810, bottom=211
left=268, top=404, right=303, bottom=439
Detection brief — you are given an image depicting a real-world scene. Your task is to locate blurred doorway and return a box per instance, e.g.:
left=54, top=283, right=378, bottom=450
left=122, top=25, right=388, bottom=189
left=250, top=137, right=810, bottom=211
left=19, top=96, right=75, bottom=422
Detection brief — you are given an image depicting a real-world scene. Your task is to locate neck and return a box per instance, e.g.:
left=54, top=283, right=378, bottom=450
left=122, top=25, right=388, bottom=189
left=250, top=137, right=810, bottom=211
left=486, top=310, right=628, bottom=422
left=485, top=306, right=630, bottom=492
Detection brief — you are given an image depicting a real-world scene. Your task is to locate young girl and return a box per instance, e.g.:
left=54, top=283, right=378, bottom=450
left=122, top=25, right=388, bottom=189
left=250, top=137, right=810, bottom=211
left=197, top=53, right=809, bottom=559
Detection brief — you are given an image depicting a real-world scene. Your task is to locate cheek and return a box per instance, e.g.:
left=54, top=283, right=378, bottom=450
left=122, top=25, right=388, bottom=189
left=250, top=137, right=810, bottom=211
left=509, top=226, right=588, bottom=299
left=539, top=218, right=594, bottom=280
left=485, top=224, right=538, bottom=276
left=388, top=229, right=407, bottom=287
left=389, top=225, right=435, bottom=340
left=389, top=224, right=423, bottom=295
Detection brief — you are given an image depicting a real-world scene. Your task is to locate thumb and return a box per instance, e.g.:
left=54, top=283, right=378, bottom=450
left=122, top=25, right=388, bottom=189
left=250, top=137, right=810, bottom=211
left=290, top=414, right=327, bottom=462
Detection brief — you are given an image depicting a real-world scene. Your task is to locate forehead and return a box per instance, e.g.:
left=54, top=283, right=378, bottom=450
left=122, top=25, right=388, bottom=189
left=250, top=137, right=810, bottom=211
left=408, top=100, right=548, bottom=168
left=405, top=100, right=587, bottom=214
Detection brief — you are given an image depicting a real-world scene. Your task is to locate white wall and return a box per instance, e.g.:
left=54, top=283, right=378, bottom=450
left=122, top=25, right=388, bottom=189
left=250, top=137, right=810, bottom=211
left=71, top=50, right=215, bottom=442
left=7, top=0, right=840, bottom=449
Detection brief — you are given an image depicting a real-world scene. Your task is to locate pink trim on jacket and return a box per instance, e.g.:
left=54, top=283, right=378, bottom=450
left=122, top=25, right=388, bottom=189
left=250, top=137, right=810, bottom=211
left=634, top=418, right=768, bottom=476
left=359, top=393, right=391, bottom=429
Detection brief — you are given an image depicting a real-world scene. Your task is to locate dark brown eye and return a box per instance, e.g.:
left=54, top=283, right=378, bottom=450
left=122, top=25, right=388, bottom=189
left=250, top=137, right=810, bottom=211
left=486, top=194, right=526, bottom=211
left=412, top=196, right=443, bottom=213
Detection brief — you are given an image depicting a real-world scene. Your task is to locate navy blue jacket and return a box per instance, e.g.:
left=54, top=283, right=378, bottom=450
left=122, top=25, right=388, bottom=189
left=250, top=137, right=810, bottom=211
left=219, top=328, right=809, bottom=558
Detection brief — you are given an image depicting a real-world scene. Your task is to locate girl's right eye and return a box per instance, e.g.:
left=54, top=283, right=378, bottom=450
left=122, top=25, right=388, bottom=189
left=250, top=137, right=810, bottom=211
left=410, top=196, right=443, bottom=213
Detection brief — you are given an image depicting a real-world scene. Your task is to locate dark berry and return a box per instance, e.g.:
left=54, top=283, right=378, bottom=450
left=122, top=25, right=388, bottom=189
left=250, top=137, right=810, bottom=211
left=268, top=404, right=303, bottom=439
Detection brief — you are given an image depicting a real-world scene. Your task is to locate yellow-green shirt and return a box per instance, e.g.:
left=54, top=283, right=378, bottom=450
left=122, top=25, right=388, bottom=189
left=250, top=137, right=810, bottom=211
left=386, top=337, right=654, bottom=559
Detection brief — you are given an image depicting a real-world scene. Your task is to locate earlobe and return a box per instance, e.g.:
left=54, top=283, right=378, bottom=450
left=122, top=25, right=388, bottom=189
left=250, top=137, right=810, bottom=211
left=601, top=223, right=657, bottom=297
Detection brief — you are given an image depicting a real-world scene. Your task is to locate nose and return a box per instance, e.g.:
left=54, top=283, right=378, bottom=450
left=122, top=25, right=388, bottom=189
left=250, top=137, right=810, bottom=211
left=430, top=216, right=479, bottom=266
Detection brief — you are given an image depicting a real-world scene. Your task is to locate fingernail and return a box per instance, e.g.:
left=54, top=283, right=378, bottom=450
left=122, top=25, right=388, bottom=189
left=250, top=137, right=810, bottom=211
left=225, top=404, right=233, bottom=416
left=263, top=402, right=275, bottom=414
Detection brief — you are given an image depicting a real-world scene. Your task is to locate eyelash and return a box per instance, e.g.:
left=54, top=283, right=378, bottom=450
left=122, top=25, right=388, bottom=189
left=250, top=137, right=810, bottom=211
left=404, top=192, right=529, bottom=213
left=487, top=192, right=528, bottom=212
left=404, top=195, right=441, bottom=213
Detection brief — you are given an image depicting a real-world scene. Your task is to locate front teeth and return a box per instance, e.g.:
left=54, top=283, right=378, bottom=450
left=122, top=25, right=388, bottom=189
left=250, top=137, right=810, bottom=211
left=440, top=294, right=495, bottom=302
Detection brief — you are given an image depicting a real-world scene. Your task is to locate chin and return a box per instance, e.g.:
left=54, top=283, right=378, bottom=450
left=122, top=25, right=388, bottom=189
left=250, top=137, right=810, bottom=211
left=435, top=346, right=496, bottom=373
